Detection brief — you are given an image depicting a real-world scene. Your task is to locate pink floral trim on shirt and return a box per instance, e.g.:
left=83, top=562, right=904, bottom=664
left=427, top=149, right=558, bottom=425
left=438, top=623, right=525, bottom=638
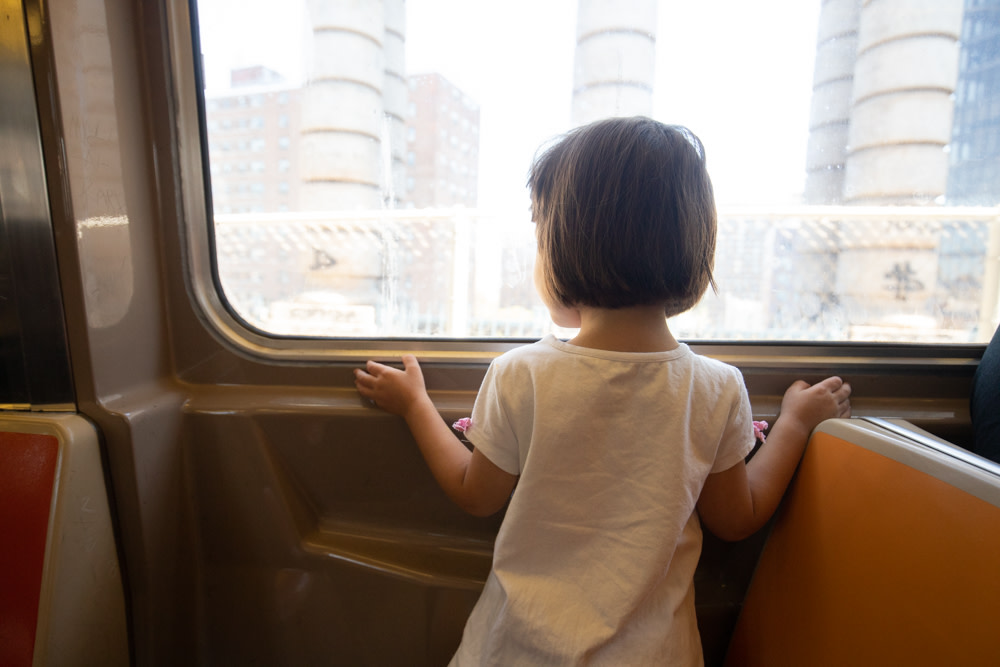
left=453, top=417, right=472, bottom=432
left=753, top=420, right=769, bottom=443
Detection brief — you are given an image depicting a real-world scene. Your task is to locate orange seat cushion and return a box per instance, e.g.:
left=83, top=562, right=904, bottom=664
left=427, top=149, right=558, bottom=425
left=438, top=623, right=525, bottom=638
left=726, top=432, right=1000, bottom=667
left=0, top=432, right=59, bottom=667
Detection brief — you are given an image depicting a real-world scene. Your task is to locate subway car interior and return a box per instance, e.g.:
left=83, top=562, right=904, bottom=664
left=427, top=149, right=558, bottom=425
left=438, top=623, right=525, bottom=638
left=2, top=0, right=1000, bottom=665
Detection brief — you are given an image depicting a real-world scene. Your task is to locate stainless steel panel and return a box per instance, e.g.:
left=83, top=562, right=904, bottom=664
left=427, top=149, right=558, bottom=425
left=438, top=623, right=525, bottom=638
left=0, top=0, right=73, bottom=409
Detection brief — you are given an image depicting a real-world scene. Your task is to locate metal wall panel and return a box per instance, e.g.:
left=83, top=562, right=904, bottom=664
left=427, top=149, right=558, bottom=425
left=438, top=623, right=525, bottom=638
left=0, top=0, right=73, bottom=409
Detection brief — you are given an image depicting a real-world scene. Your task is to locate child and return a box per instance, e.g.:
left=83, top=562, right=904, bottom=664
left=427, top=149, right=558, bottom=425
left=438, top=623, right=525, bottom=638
left=354, top=117, right=851, bottom=665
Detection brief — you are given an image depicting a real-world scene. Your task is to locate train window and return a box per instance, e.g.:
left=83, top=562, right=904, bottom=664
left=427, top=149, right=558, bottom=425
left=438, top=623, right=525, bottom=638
left=192, top=0, right=1000, bottom=344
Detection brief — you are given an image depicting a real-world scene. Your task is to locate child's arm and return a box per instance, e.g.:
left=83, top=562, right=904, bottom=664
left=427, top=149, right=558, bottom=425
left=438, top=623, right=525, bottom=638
left=354, top=355, right=517, bottom=517
left=696, top=376, right=851, bottom=541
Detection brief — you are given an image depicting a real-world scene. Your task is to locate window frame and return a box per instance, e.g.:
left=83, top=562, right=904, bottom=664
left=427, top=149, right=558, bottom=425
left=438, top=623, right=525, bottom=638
left=169, top=0, right=995, bottom=369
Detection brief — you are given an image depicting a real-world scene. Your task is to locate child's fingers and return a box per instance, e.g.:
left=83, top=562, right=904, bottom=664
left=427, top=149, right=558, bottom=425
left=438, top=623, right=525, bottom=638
left=812, top=376, right=851, bottom=401
left=833, top=381, right=852, bottom=401
left=814, top=376, right=851, bottom=417
left=355, top=383, right=374, bottom=404
left=354, top=363, right=391, bottom=391
left=818, top=377, right=851, bottom=402
left=836, top=382, right=852, bottom=417
left=366, top=359, right=391, bottom=375
left=353, top=368, right=375, bottom=393
left=813, top=376, right=843, bottom=391
left=784, top=379, right=810, bottom=396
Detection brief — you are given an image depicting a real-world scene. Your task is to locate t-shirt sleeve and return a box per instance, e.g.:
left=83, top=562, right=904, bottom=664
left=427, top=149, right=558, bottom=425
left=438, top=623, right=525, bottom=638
left=711, top=368, right=756, bottom=473
left=464, top=360, right=522, bottom=475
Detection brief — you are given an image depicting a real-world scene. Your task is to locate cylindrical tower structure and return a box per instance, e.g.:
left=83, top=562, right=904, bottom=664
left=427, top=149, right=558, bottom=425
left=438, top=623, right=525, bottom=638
left=572, top=0, right=658, bottom=127
left=301, top=1, right=386, bottom=210
left=843, top=0, right=963, bottom=204
left=383, top=0, right=407, bottom=208
left=804, top=0, right=861, bottom=204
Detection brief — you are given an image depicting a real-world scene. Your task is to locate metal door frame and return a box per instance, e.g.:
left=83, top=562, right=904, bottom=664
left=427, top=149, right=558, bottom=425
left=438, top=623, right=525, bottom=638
left=0, top=0, right=74, bottom=410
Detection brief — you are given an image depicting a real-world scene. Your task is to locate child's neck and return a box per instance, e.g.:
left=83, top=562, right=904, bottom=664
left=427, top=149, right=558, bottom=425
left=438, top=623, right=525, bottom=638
left=568, top=305, right=679, bottom=353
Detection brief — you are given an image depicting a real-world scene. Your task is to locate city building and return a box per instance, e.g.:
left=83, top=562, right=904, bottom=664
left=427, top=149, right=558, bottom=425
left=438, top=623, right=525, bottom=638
left=404, top=73, right=481, bottom=208
left=948, top=0, right=1000, bottom=205
left=204, top=66, right=302, bottom=214
left=205, top=66, right=484, bottom=335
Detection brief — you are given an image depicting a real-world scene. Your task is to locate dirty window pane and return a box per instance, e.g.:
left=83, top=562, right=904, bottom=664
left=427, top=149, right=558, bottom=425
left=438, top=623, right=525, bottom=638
left=195, top=0, right=1000, bottom=342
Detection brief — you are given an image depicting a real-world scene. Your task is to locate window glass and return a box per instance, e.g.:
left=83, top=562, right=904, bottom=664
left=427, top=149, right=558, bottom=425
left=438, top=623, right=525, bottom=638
left=195, top=0, right=1000, bottom=342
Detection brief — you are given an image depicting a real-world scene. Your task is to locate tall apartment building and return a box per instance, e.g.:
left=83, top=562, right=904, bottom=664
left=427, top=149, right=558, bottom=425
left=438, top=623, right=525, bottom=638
left=404, top=73, right=480, bottom=208
left=948, top=0, right=1000, bottom=205
left=205, top=66, right=302, bottom=214
left=205, top=68, right=482, bottom=214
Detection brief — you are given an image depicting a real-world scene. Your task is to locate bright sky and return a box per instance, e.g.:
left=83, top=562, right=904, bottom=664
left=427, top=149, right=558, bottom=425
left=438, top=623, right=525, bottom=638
left=198, top=0, right=821, bottom=209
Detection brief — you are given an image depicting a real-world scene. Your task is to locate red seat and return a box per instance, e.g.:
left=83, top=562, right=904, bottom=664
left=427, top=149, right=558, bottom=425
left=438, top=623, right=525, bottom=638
left=0, top=415, right=128, bottom=667
left=0, top=431, right=60, bottom=667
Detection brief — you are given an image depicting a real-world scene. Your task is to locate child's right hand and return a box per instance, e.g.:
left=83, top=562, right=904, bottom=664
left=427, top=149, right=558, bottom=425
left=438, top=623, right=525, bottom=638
left=777, top=376, right=852, bottom=439
left=354, top=354, right=430, bottom=419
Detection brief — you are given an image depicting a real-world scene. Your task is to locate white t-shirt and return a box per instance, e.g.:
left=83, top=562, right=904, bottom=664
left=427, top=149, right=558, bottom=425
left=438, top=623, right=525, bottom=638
left=451, top=335, right=755, bottom=666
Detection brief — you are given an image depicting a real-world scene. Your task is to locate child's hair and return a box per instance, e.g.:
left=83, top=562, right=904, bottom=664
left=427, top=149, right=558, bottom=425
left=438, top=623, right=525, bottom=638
left=528, top=116, right=717, bottom=317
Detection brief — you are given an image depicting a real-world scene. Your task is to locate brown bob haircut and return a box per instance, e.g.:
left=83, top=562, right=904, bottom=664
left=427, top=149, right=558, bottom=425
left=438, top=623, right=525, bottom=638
left=528, top=116, right=717, bottom=317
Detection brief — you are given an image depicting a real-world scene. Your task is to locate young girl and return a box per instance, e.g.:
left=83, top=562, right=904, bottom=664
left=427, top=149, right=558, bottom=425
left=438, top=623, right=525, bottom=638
left=354, top=117, right=851, bottom=665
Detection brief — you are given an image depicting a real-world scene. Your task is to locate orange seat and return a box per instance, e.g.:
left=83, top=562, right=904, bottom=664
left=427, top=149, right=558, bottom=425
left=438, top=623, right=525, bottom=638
left=725, top=419, right=1000, bottom=667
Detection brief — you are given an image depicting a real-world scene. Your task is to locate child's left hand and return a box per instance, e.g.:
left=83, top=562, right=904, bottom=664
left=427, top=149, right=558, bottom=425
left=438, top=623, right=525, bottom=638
left=354, top=355, right=429, bottom=418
